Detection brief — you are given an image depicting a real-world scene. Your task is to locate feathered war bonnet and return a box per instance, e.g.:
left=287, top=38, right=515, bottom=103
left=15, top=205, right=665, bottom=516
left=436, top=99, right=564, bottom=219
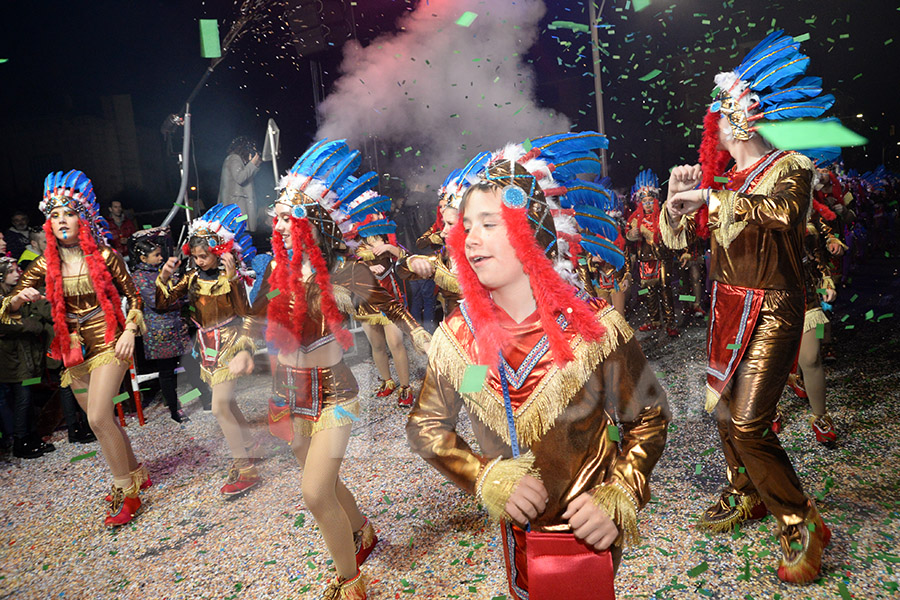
left=265, top=139, right=378, bottom=353
left=342, top=189, right=398, bottom=249
left=41, top=170, right=112, bottom=247
left=446, top=132, right=623, bottom=367
left=701, top=31, right=835, bottom=188
left=184, top=203, right=257, bottom=276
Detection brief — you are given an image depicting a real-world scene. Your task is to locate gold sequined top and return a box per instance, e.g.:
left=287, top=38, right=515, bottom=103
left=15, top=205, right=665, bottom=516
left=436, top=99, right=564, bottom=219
left=407, top=300, right=669, bottom=538
left=155, top=270, right=250, bottom=328
left=660, top=150, right=814, bottom=290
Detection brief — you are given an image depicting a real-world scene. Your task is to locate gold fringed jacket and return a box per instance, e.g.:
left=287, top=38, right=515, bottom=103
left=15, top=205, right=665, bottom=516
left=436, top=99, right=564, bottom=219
left=1, top=246, right=144, bottom=387
left=406, top=298, right=670, bottom=549
left=155, top=270, right=255, bottom=386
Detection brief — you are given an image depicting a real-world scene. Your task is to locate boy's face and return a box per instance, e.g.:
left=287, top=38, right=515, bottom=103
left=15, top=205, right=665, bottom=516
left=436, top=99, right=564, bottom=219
left=462, top=188, right=526, bottom=292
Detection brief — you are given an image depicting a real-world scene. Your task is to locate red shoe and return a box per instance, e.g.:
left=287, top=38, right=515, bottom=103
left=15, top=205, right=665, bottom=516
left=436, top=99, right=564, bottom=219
left=771, top=411, right=784, bottom=435
left=787, top=373, right=808, bottom=399
left=354, top=517, right=378, bottom=567
left=810, top=414, right=837, bottom=448
left=778, top=502, right=831, bottom=584
left=692, top=305, right=706, bottom=318
left=220, top=462, right=261, bottom=497
left=105, top=464, right=151, bottom=502
left=104, top=483, right=141, bottom=527
left=397, top=386, right=414, bottom=408
left=374, top=379, right=396, bottom=398
left=666, top=327, right=680, bottom=337
left=638, top=322, right=658, bottom=332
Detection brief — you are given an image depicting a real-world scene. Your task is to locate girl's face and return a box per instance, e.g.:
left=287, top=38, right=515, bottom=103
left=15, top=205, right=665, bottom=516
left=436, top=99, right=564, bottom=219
left=49, top=207, right=80, bottom=243
left=4, top=267, right=20, bottom=287
left=440, top=207, right=459, bottom=238
left=142, top=247, right=163, bottom=266
left=273, top=204, right=292, bottom=249
left=191, top=244, right=219, bottom=271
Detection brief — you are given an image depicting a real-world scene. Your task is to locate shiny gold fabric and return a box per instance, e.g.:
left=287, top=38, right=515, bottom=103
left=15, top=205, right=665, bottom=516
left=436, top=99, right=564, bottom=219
left=396, top=250, right=461, bottom=317
left=661, top=152, right=815, bottom=290
left=270, top=360, right=360, bottom=439
left=247, top=258, right=422, bottom=344
left=803, top=217, right=834, bottom=312
left=4, top=247, right=144, bottom=386
left=156, top=270, right=254, bottom=385
left=406, top=301, right=670, bottom=535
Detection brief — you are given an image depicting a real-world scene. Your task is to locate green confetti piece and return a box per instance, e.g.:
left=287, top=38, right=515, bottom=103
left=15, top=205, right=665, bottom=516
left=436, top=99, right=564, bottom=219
left=638, top=69, right=662, bottom=82
left=694, top=464, right=702, bottom=475
left=71, top=450, right=97, bottom=462
left=865, top=310, right=874, bottom=320
left=738, top=467, right=746, bottom=473
left=608, top=425, right=621, bottom=442
left=756, top=120, right=867, bottom=150
left=713, top=176, right=729, bottom=183
left=815, top=288, right=827, bottom=294
left=266, top=289, right=281, bottom=300
left=849, top=293, right=858, bottom=302
left=179, top=388, right=202, bottom=404
left=845, top=325, right=855, bottom=330
left=522, top=138, right=532, bottom=152
left=204, top=348, right=218, bottom=357
left=688, top=561, right=709, bottom=577
left=815, top=323, right=825, bottom=339
left=173, top=203, right=192, bottom=210
left=73, top=388, right=88, bottom=394
left=199, top=19, right=221, bottom=59
left=793, top=33, right=810, bottom=42
left=455, top=11, right=478, bottom=27
left=878, top=313, right=894, bottom=321
left=678, top=295, right=696, bottom=302
left=235, top=215, right=248, bottom=222
left=548, top=20, right=590, bottom=33
left=113, top=392, right=130, bottom=404
left=459, top=365, right=489, bottom=394
left=726, top=343, right=741, bottom=350
left=0, top=59, right=8, bottom=64
left=293, top=514, right=306, bottom=528
left=143, top=224, right=152, bottom=230
left=21, top=377, right=42, bottom=386
left=632, top=0, right=651, bottom=11
left=638, top=288, right=649, bottom=296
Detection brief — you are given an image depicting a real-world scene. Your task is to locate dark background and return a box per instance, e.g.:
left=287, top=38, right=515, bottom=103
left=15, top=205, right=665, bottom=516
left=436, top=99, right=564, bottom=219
left=1, top=0, right=897, bottom=228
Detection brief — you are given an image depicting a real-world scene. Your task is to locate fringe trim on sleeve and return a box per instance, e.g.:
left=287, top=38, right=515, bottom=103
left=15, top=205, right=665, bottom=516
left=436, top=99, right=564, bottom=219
left=333, top=285, right=355, bottom=315
left=0, top=295, right=20, bottom=325
left=658, top=210, right=688, bottom=250
left=591, top=480, right=640, bottom=547
left=803, top=307, right=829, bottom=334
left=126, top=309, right=146, bottom=335
left=475, top=451, right=538, bottom=522
left=433, top=259, right=460, bottom=294
left=711, top=190, right=747, bottom=250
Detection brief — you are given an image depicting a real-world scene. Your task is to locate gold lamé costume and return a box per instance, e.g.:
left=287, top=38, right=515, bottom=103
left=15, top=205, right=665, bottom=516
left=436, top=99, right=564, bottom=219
left=352, top=244, right=408, bottom=326
left=407, top=298, right=669, bottom=592
left=396, top=243, right=461, bottom=317
left=626, top=215, right=676, bottom=329
left=0, top=246, right=144, bottom=387
left=801, top=215, right=836, bottom=334
left=249, top=257, right=427, bottom=439
left=660, top=149, right=816, bottom=529
left=574, top=252, right=630, bottom=301
left=155, top=270, right=255, bottom=387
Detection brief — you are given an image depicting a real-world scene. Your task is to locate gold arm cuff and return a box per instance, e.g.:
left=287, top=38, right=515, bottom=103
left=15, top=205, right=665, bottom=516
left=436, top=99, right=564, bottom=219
left=803, top=308, right=829, bottom=334
left=433, top=259, right=460, bottom=294
left=711, top=190, right=747, bottom=250
left=475, top=451, right=538, bottom=522
left=820, top=276, right=835, bottom=291
left=356, top=250, right=376, bottom=262
left=591, top=480, right=640, bottom=547
left=0, top=295, right=21, bottom=325
left=125, top=309, right=146, bottom=335
left=658, top=210, right=688, bottom=250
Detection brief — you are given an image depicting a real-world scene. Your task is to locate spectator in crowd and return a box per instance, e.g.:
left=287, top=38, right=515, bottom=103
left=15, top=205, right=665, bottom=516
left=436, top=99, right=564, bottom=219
left=218, top=136, right=262, bottom=232
left=6, top=211, right=33, bottom=260
left=107, top=200, right=138, bottom=258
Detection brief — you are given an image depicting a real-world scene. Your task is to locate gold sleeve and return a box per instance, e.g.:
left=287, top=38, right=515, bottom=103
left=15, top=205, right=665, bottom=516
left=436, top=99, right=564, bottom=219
left=156, top=270, right=193, bottom=312
left=415, top=226, right=442, bottom=249
left=714, top=167, right=812, bottom=232
left=0, top=256, right=47, bottom=324
left=405, top=364, right=491, bottom=495
left=243, top=260, right=274, bottom=338
left=658, top=209, right=693, bottom=250
left=228, top=275, right=251, bottom=318
left=597, top=336, right=670, bottom=511
left=103, top=248, right=144, bottom=331
left=345, top=261, right=422, bottom=337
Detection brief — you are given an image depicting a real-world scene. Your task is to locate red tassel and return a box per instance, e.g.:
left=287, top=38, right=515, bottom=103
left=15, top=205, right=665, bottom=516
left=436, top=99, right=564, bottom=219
left=42, top=221, right=71, bottom=361
left=699, top=110, right=733, bottom=190
left=813, top=199, right=837, bottom=222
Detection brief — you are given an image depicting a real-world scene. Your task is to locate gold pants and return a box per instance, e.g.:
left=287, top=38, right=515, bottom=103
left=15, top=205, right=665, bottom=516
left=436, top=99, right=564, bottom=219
left=714, top=288, right=809, bottom=527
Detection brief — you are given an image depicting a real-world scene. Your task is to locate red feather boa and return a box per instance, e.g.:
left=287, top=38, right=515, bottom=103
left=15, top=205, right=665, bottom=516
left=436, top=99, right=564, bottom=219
left=43, top=220, right=125, bottom=362
left=696, top=109, right=732, bottom=240
left=446, top=204, right=605, bottom=367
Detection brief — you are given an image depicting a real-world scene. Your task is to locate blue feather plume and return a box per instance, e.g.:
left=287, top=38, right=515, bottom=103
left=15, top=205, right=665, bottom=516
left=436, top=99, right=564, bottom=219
left=580, top=234, right=625, bottom=270
left=347, top=195, right=392, bottom=222
left=334, top=172, right=378, bottom=209
left=572, top=205, right=619, bottom=240
left=550, top=155, right=603, bottom=180
left=757, top=94, right=835, bottom=120
left=357, top=221, right=397, bottom=238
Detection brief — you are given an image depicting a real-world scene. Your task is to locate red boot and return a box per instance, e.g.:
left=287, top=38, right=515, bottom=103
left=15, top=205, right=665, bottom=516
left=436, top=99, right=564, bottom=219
left=771, top=411, right=784, bottom=435
left=105, top=464, right=152, bottom=502
left=778, top=501, right=831, bottom=584
left=220, top=461, right=261, bottom=497
left=666, top=327, right=680, bottom=337
left=374, top=379, right=396, bottom=398
left=810, top=414, right=837, bottom=448
left=354, top=517, right=378, bottom=567
left=105, top=482, right=141, bottom=527
left=638, top=322, right=658, bottom=332
left=397, top=386, right=414, bottom=408
left=787, top=373, right=808, bottom=399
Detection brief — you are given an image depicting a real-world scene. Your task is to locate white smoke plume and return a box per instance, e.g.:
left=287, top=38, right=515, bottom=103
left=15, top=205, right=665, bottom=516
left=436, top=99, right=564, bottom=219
left=316, top=0, right=571, bottom=188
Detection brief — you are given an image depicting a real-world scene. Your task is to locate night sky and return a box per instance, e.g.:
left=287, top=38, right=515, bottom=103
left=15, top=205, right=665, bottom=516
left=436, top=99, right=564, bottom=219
left=1, top=0, right=897, bottom=219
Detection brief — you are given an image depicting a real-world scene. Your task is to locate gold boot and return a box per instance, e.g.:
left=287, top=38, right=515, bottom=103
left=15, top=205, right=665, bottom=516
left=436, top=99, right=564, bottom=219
left=698, top=490, right=767, bottom=532
left=777, top=501, right=831, bottom=584
left=321, top=569, right=366, bottom=600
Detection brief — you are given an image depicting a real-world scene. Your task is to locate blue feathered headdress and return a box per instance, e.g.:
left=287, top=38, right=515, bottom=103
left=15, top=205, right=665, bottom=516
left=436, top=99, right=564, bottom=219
left=274, top=140, right=377, bottom=248
left=630, top=169, right=659, bottom=199
left=458, top=132, right=624, bottom=272
left=41, top=170, right=112, bottom=246
left=186, top=203, right=257, bottom=267
left=710, top=31, right=834, bottom=140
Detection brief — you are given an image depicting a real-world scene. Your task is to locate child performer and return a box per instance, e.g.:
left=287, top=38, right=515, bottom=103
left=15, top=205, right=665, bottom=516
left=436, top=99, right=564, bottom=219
left=346, top=193, right=416, bottom=406
left=626, top=169, right=679, bottom=336
left=1, top=170, right=146, bottom=526
left=407, top=134, right=669, bottom=600
left=156, top=204, right=259, bottom=496
left=248, top=140, right=430, bottom=600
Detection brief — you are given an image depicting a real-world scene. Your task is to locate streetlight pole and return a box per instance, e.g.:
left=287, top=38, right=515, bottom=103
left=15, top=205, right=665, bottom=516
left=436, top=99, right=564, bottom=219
left=588, top=0, right=609, bottom=178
